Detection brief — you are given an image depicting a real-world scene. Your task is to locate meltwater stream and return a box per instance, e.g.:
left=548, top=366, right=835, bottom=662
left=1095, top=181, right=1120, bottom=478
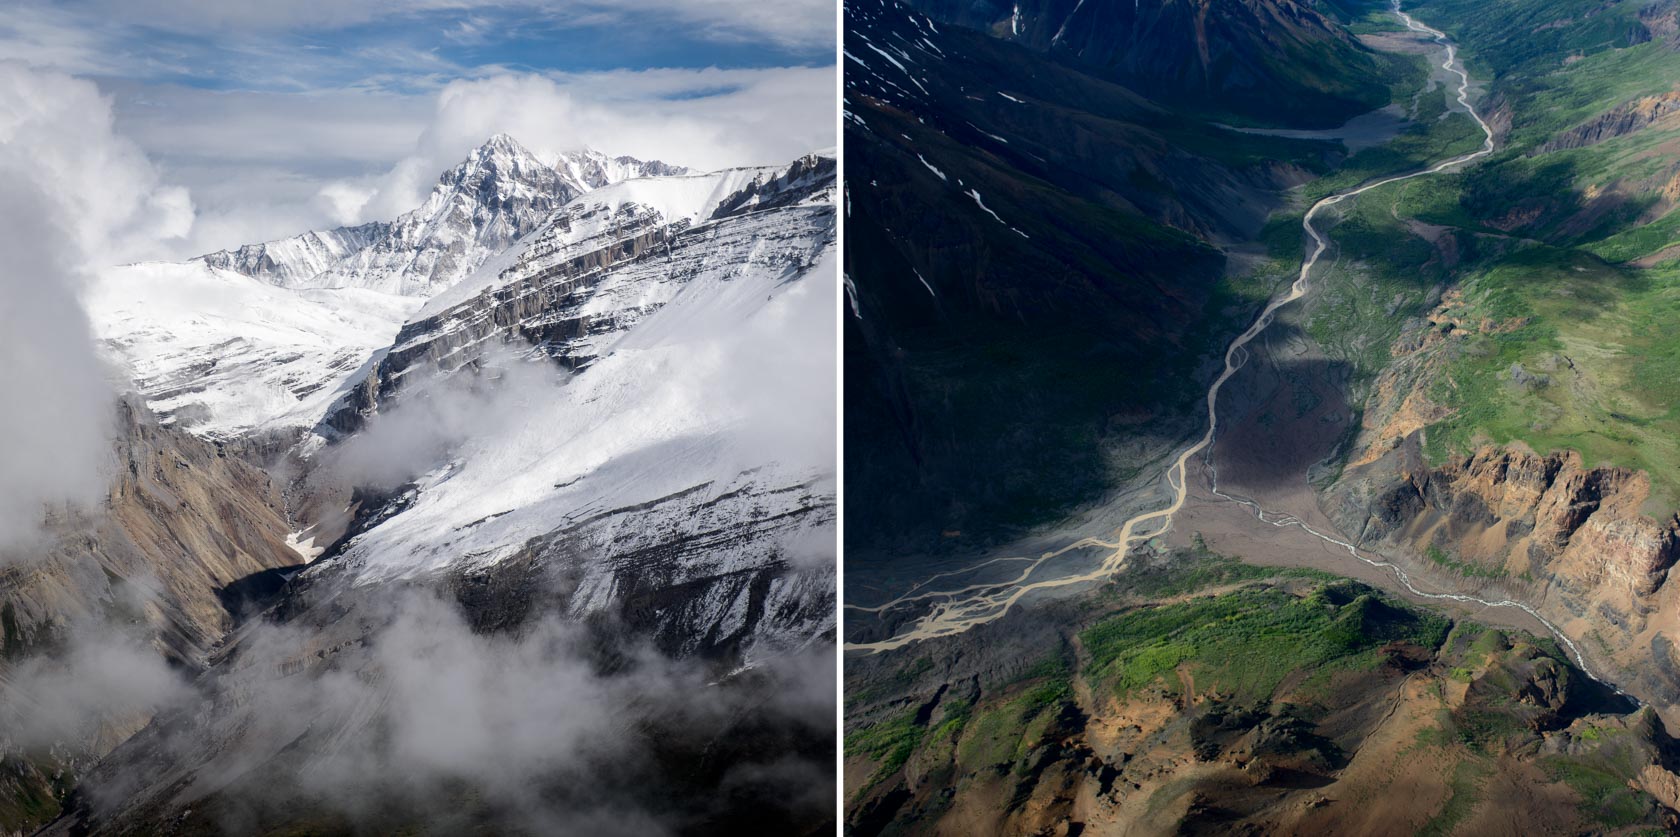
left=847, top=4, right=1617, bottom=687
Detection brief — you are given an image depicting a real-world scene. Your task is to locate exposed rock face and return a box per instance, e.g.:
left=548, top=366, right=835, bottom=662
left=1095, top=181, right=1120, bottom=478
left=192, top=136, right=688, bottom=297
left=1352, top=443, right=1678, bottom=595
left=1541, top=91, right=1680, bottom=152
left=0, top=398, right=300, bottom=835
left=1329, top=436, right=1680, bottom=719
left=1641, top=762, right=1680, bottom=813
left=1642, top=0, right=1680, bottom=48
left=0, top=398, right=298, bottom=663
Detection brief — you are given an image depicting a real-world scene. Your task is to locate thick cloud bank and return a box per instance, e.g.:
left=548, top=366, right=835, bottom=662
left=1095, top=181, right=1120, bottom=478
left=49, top=588, right=835, bottom=835
left=0, top=63, right=193, bottom=549
left=0, top=625, right=190, bottom=752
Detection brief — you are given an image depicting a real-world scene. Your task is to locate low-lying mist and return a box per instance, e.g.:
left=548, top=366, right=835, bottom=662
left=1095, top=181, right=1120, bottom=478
left=6, top=576, right=833, bottom=835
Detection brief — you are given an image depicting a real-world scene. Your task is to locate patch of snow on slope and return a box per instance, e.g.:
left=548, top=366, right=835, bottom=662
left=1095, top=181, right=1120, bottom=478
left=419, top=164, right=792, bottom=317
left=87, top=261, right=421, bottom=437
left=286, top=531, right=326, bottom=562
left=341, top=242, right=837, bottom=582
left=563, top=167, right=775, bottom=226
left=966, top=189, right=1031, bottom=239
left=913, top=269, right=936, bottom=298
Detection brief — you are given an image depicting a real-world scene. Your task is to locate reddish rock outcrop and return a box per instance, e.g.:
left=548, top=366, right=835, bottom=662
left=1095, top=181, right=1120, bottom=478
left=1379, top=445, right=1680, bottom=597
left=1541, top=91, right=1680, bottom=152
left=1329, top=432, right=1680, bottom=725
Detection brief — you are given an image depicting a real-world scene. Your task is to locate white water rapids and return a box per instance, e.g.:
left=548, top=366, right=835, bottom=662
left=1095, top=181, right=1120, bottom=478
left=845, top=4, right=1615, bottom=684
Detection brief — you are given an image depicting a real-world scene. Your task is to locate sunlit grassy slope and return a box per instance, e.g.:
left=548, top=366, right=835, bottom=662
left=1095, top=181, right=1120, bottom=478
left=1301, top=0, right=1680, bottom=507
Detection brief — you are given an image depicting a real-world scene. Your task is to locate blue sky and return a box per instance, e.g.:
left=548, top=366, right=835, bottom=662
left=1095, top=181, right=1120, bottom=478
left=0, top=0, right=836, bottom=256
left=40, top=1, right=834, bottom=93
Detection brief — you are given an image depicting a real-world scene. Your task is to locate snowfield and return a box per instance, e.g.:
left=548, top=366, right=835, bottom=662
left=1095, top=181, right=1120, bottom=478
left=87, top=261, right=421, bottom=438
left=340, top=243, right=836, bottom=582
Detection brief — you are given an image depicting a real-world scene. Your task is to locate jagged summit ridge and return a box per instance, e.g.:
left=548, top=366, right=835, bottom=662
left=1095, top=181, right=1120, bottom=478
left=309, top=133, right=571, bottom=296
left=195, top=221, right=389, bottom=287
left=552, top=145, right=691, bottom=190
left=92, top=148, right=818, bottom=439
left=192, top=134, right=689, bottom=297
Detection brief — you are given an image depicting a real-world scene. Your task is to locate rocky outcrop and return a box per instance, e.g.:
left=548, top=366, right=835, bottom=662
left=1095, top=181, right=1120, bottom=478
left=0, top=397, right=300, bottom=835
left=1643, top=0, right=1680, bottom=49
left=0, top=398, right=299, bottom=663
left=323, top=155, right=836, bottom=435
left=1344, top=443, right=1679, bottom=596
left=1328, top=434, right=1680, bottom=721
left=1541, top=91, right=1680, bottom=152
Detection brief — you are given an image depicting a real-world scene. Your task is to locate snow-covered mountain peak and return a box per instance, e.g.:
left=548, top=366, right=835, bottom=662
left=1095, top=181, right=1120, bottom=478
left=477, top=131, right=524, bottom=153
left=441, top=133, right=555, bottom=194
left=289, top=136, right=571, bottom=297
left=417, top=151, right=834, bottom=317
left=189, top=136, right=690, bottom=299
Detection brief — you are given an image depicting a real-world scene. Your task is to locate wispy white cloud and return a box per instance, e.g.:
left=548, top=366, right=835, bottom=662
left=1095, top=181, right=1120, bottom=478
left=443, top=14, right=495, bottom=46
left=25, top=0, right=835, bottom=52
left=113, top=64, right=834, bottom=258
left=0, top=0, right=836, bottom=259
left=602, top=0, right=836, bottom=49
left=0, top=63, right=199, bottom=548
left=405, top=64, right=838, bottom=174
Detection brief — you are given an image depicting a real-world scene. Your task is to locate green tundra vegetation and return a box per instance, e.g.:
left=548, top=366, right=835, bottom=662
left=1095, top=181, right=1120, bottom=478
left=1080, top=581, right=1451, bottom=702
left=1296, top=0, right=1680, bottom=508
left=845, top=560, right=1671, bottom=831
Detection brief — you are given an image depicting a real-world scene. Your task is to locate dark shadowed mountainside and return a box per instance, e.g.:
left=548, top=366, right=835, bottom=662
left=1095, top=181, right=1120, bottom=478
left=900, top=0, right=1394, bottom=126
left=844, top=0, right=1351, bottom=567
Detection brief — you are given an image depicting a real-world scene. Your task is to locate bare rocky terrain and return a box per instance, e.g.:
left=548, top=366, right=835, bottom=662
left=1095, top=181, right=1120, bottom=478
left=846, top=561, right=1680, bottom=835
